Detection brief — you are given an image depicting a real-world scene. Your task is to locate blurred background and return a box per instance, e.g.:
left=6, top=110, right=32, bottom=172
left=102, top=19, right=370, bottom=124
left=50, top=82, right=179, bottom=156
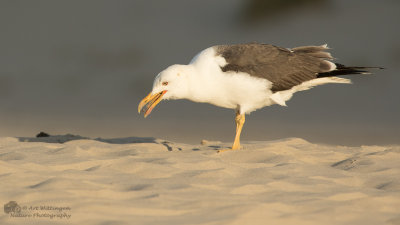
left=0, top=0, right=399, bottom=146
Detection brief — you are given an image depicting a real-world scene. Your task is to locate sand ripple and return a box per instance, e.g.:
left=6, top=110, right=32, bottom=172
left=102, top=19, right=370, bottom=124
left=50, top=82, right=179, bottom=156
left=0, top=136, right=399, bottom=225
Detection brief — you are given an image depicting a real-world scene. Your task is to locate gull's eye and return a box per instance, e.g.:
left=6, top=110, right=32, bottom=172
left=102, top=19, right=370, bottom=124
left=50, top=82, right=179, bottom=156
left=162, top=81, right=169, bottom=86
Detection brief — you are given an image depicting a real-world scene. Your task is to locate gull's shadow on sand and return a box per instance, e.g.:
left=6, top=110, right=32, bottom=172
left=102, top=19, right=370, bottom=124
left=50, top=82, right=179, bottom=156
left=18, top=134, right=157, bottom=144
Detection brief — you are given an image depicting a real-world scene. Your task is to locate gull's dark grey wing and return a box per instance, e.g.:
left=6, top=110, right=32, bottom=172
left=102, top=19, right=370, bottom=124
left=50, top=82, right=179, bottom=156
left=215, top=43, right=337, bottom=92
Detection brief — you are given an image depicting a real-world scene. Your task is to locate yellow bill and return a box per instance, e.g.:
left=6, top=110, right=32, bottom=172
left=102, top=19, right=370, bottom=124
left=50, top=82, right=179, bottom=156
left=138, top=90, right=167, bottom=118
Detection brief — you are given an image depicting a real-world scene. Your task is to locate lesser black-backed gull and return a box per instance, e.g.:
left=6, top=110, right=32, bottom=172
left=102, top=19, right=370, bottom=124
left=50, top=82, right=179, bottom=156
left=138, top=43, right=381, bottom=152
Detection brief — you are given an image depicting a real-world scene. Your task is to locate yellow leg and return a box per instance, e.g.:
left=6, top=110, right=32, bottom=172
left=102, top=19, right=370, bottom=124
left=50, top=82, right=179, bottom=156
left=232, top=113, right=245, bottom=150
left=218, top=112, right=245, bottom=153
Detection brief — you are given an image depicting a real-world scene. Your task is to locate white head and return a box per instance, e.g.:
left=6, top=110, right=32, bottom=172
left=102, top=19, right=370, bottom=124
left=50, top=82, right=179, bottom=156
left=151, top=64, right=191, bottom=100
left=138, top=64, right=192, bottom=117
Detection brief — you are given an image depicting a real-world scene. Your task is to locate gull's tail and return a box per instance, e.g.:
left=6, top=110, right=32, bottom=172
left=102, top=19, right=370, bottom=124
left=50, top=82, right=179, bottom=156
left=317, top=63, right=384, bottom=78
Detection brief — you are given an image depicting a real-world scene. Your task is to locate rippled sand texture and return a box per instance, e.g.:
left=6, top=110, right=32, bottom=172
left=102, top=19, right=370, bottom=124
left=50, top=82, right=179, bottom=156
left=1, top=136, right=399, bottom=225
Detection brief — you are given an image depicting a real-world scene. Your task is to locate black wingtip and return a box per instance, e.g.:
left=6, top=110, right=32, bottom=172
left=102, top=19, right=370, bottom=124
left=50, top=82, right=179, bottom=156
left=317, top=64, right=384, bottom=78
left=335, top=63, right=385, bottom=70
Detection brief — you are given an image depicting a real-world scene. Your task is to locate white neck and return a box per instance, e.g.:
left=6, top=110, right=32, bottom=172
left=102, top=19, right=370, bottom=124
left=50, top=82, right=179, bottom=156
left=181, top=47, right=273, bottom=112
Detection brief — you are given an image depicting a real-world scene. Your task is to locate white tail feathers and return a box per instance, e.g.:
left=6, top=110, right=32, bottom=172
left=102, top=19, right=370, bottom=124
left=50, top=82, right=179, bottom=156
left=270, top=77, right=351, bottom=106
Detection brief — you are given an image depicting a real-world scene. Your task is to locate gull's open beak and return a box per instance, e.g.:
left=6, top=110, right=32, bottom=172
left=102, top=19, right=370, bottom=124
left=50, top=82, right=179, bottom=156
left=138, top=90, right=167, bottom=118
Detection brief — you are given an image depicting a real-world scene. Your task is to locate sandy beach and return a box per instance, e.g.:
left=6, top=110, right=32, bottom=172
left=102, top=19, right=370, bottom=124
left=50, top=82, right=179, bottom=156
left=1, top=135, right=399, bottom=225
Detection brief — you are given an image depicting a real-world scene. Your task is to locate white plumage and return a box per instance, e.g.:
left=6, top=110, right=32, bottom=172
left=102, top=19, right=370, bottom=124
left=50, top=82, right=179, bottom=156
left=151, top=47, right=349, bottom=114
left=139, top=43, right=376, bottom=152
